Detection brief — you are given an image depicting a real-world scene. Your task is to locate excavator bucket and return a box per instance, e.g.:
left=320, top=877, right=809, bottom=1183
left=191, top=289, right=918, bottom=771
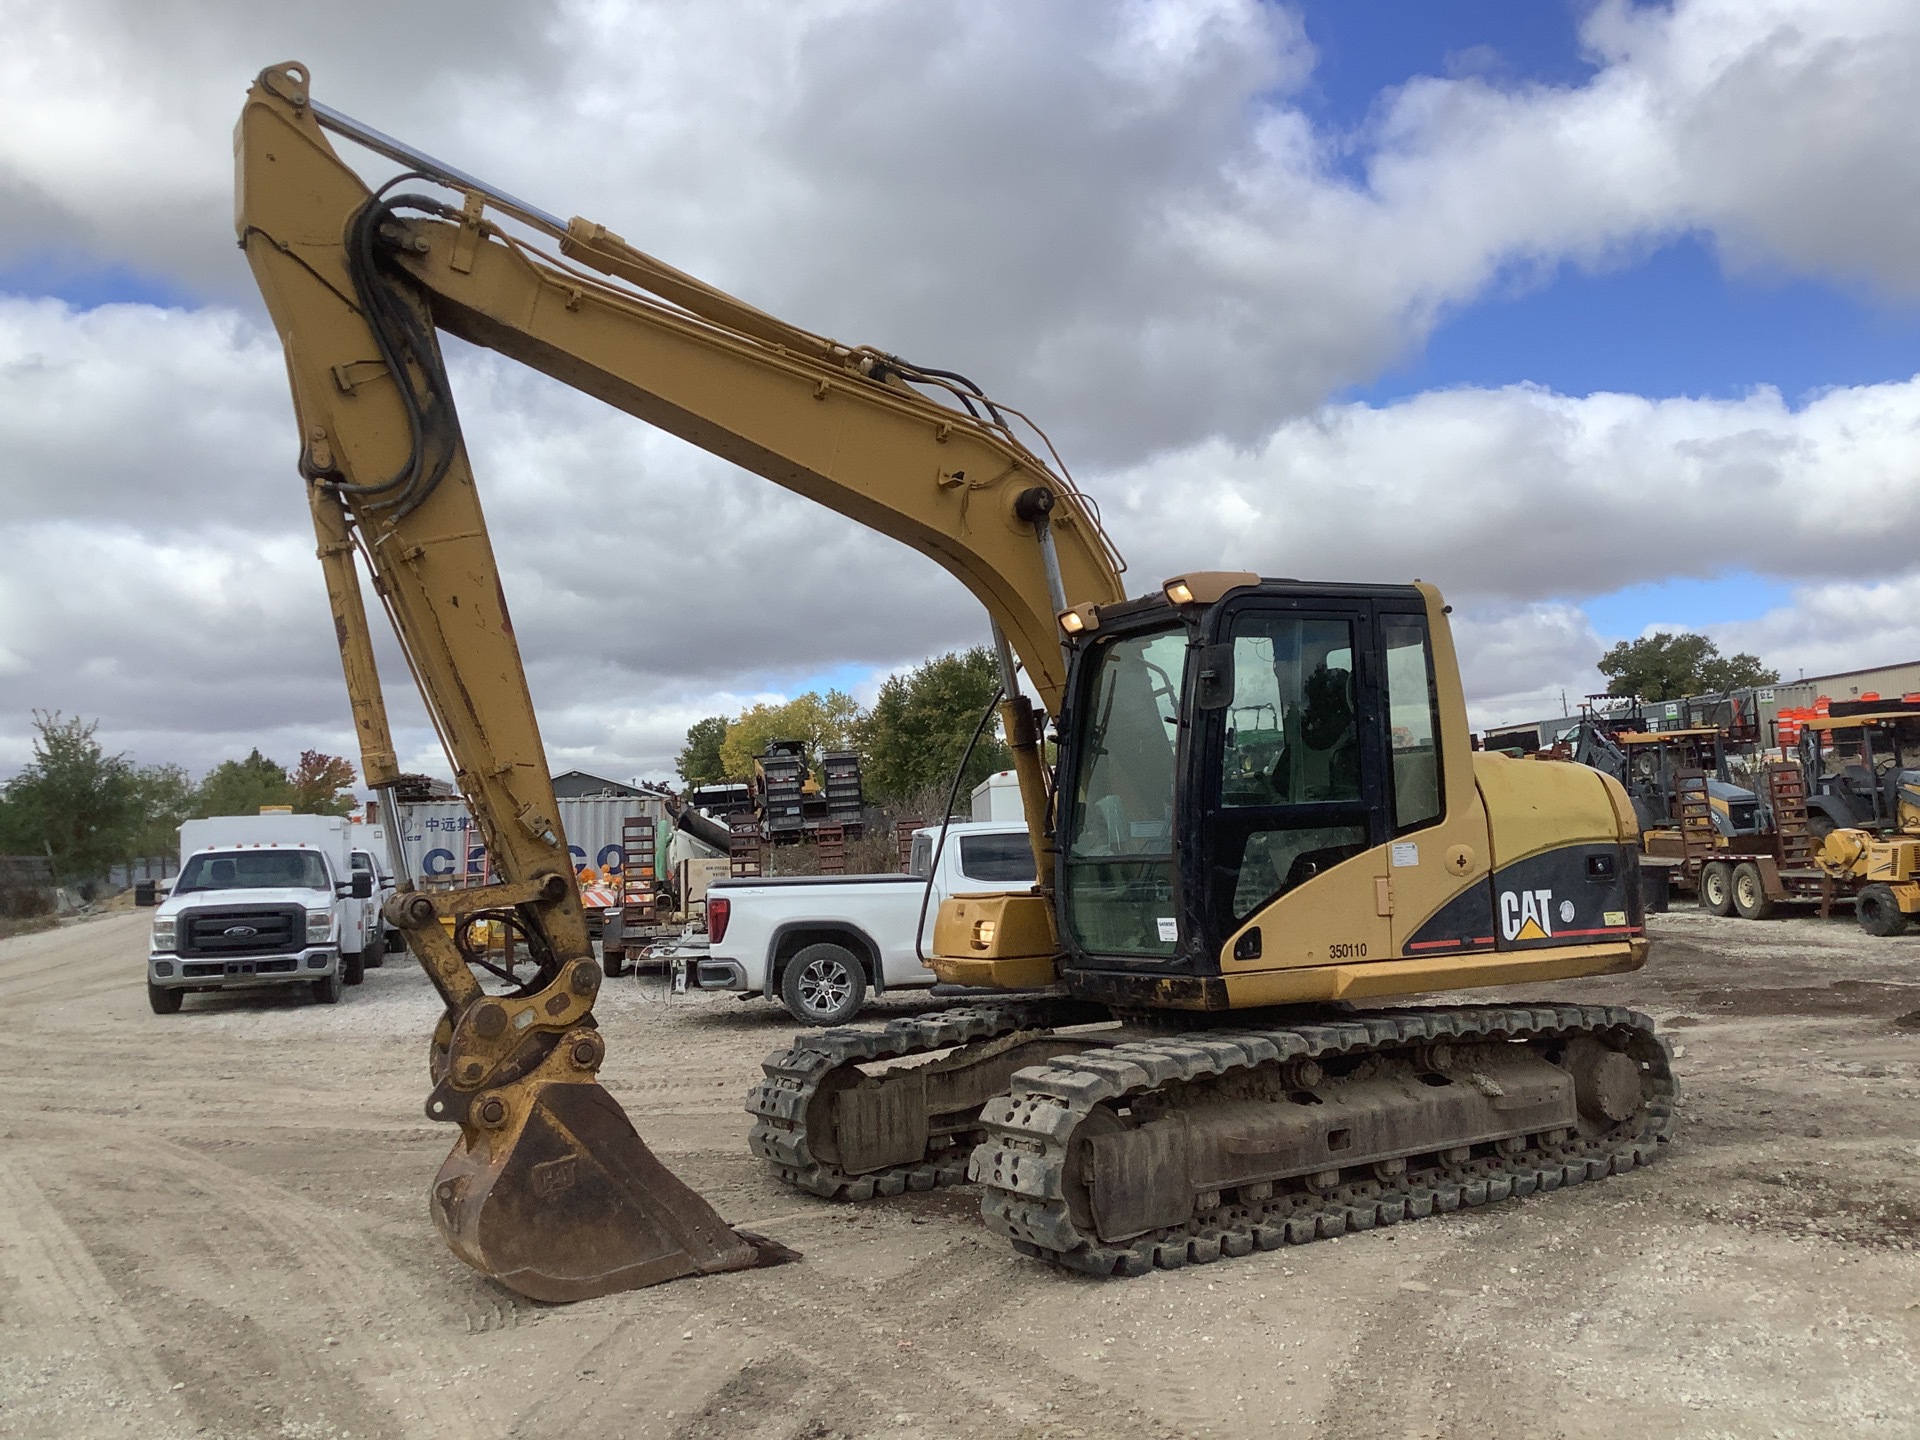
left=430, top=1072, right=795, bottom=1302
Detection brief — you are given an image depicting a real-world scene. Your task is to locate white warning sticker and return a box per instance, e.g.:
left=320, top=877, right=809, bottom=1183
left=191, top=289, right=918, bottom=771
left=1391, top=842, right=1419, bottom=868
left=1156, top=917, right=1178, bottom=942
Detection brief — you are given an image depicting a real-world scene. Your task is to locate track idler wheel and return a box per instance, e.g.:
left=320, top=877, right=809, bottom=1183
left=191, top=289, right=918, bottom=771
left=430, top=1038, right=795, bottom=1301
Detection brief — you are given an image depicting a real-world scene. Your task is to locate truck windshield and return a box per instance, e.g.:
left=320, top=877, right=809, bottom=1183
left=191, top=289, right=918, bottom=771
left=1062, top=625, right=1186, bottom=957
left=176, top=850, right=330, bottom=894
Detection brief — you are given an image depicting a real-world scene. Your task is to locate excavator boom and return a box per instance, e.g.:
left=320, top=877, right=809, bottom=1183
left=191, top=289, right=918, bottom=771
left=236, top=61, right=1121, bottom=1299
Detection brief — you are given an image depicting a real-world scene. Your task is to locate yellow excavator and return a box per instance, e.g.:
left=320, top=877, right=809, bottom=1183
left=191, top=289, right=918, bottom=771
left=236, top=63, right=1672, bottom=1299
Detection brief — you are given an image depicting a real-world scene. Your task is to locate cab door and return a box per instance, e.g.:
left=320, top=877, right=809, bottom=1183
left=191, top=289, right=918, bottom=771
left=1380, top=610, right=1495, bottom=957
left=1201, top=599, right=1396, bottom=972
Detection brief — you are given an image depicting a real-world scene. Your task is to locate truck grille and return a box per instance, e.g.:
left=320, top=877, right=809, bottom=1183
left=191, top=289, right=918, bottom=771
left=180, top=906, right=303, bottom=958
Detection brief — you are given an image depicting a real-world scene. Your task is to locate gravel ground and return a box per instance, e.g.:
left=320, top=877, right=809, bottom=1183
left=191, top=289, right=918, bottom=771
left=1, top=907, right=1916, bottom=1439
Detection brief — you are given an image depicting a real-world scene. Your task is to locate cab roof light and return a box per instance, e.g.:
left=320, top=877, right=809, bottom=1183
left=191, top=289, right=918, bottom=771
left=1161, top=571, right=1260, bottom=607
left=1058, top=603, right=1101, bottom=635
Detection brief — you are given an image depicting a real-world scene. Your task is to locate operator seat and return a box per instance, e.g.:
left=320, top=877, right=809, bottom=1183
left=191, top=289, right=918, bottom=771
left=1295, top=664, right=1358, bottom=800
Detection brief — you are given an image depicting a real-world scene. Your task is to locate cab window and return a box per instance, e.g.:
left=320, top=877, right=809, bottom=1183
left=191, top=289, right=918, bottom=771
left=1063, top=626, right=1187, bottom=956
left=1212, top=613, right=1367, bottom=921
left=1382, top=614, right=1443, bottom=832
left=1220, top=617, right=1359, bottom=807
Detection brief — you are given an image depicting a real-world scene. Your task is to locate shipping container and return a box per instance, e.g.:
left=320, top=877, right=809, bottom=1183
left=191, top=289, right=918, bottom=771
left=394, top=795, right=670, bottom=889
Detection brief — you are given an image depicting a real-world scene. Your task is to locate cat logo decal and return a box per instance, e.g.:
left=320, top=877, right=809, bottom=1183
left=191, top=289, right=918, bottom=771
left=1498, top=888, right=1555, bottom=942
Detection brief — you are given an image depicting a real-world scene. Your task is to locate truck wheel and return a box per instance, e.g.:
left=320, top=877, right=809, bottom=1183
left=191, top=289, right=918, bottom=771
left=1698, top=861, right=1734, bottom=916
left=343, top=951, right=366, bottom=986
left=147, top=982, right=183, bottom=1015
left=1731, top=862, right=1774, bottom=920
left=312, top=968, right=344, bottom=1005
left=364, top=929, right=385, bottom=969
left=780, top=943, right=867, bottom=1026
left=603, top=946, right=629, bottom=979
left=1857, top=884, right=1909, bottom=937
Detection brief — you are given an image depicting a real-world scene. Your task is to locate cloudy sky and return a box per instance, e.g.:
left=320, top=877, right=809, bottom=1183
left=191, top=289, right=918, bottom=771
left=4, top=0, right=1919, bottom=786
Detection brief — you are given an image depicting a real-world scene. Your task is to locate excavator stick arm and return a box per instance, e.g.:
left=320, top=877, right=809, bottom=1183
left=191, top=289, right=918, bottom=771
left=238, top=64, right=796, bottom=1298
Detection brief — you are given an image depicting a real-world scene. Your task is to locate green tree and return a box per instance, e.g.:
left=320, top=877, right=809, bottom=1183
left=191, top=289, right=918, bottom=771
left=0, top=711, right=141, bottom=879
left=853, top=648, right=1010, bottom=807
left=720, top=691, right=860, bottom=780
left=193, top=749, right=296, bottom=817
left=129, top=762, right=197, bottom=857
left=289, top=750, right=358, bottom=816
left=1598, top=632, right=1779, bottom=701
left=676, top=716, right=729, bottom=787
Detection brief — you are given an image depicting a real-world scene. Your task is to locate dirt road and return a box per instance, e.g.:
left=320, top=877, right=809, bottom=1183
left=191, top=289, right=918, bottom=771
left=2, top=909, right=1916, bottom=1439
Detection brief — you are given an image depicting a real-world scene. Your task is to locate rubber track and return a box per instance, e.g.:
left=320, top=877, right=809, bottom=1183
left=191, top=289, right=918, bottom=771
left=971, top=1002, right=1676, bottom=1276
left=746, top=997, right=1097, bottom=1201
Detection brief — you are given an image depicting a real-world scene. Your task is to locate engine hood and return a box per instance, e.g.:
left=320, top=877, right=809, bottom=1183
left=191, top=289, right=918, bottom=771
left=157, top=886, right=336, bottom=919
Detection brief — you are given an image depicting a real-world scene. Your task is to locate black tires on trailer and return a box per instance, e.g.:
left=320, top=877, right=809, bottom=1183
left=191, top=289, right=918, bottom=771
left=1698, top=861, right=1735, bottom=916
left=603, top=946, right=629, bottom=979
left=312, top=968, right=344, bottom=1004
left=1856, top=883, right=1909, bottom=937
left=147, top=982, right=183, bottom=1015
left=1731, top=862, right=1775, bottom=920
left=780, top=942, right=867, bottom=1026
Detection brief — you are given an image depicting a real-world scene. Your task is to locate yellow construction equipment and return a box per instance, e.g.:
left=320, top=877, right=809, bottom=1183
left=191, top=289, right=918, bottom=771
left=1810, top=764, right=1920, bottom=935
left=237, top=62, right=1672, bottom=1298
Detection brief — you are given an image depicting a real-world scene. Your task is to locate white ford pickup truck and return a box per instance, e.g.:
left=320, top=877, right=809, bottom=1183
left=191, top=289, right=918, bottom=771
left=698, top=821, right=1036, bottom=1023
left=145, top=813, right=380, bottom=1013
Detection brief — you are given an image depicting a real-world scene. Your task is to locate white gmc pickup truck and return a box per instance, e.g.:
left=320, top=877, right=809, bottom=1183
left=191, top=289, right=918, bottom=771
left=698, top=821, right=1035, bottom=1023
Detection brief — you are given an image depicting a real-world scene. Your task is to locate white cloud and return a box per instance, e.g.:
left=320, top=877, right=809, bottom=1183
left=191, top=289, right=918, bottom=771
left=0, top=297, right=998, bottom=780
left=6, top=293, right=1919, bottom=778
left=1451, top=603, right=1608, bottom=731
left=1101, top=377, right=1920, bottom=604
left=5, top=1, right=1920, bottom=779
left=0, top=297, right=294, bottom=526
left=4, top=0, right=1918, bottom=463
left=1720, top=572, right=1920, bottom=681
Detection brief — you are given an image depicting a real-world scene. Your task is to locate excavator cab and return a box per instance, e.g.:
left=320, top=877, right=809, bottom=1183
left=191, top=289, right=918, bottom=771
left=1053, top=580, right=1453, bottom=993
left=939, top=571, right=1643, bottom=1012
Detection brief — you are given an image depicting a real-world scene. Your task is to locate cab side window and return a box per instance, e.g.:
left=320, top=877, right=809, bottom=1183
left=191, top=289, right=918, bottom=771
left=1382, top=614, right=1443, bottom=832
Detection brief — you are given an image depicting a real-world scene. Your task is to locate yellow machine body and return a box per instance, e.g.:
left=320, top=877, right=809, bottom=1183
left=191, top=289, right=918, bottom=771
left=235, top=62, right=1656, bottom=1299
